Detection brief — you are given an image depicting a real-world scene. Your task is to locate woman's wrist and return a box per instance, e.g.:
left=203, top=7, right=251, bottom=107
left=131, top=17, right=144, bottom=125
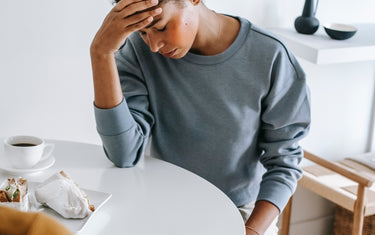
left=244, top=200, right=279, bottom=235
left=245, top=225, right=261, bottom=235
left=90, top=41, right=116, bottom=58
left=90, top=49, right=116, bottom=66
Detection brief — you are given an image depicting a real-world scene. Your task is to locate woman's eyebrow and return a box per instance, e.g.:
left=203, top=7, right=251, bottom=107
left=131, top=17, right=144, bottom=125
left=145, top=18, right=162, bottom=29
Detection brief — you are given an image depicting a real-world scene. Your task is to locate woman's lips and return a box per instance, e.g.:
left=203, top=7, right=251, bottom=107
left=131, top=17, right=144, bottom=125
left=161, top=49, right=177, bottom=58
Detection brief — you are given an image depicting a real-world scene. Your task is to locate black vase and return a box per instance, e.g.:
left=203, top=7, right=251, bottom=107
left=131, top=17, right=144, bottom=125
left=294, top=0, right=319, bottom=34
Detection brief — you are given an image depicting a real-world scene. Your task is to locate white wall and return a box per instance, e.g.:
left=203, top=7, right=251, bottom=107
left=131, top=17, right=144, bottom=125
left=0, top=0, right=112, bottom=144
left=1, top=0, right=375, bottom=234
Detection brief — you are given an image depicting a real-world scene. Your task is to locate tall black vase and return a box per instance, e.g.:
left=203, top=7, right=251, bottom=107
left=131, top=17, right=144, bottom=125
left=294, top=0, right=319, bottom=34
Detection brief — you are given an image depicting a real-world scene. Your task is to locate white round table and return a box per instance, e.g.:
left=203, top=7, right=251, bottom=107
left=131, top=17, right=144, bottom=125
left=0, top=139, right=245, bottom=235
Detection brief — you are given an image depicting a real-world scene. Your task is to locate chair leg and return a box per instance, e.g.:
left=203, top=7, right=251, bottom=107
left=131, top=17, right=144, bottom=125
left=280, top=196, right=293, bottom=235
left=352, top=185, right=366, bottom=235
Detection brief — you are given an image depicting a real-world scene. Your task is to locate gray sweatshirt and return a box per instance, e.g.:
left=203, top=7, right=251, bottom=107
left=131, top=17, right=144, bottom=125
left=94, top=16, right=311, bottom=212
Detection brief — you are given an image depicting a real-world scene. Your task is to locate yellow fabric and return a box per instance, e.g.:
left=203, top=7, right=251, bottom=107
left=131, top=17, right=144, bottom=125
left=0, top=205, right=72, bottom=235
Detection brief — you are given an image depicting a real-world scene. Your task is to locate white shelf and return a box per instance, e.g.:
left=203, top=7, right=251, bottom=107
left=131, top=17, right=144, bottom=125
left=269, top=24, right=375, bottom=64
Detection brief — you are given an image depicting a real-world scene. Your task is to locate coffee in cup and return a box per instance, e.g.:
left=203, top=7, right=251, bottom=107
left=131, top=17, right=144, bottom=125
left=3, top=135, right=55, bottom=169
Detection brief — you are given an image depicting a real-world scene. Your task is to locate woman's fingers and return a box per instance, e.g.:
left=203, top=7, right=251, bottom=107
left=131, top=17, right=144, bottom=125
left=111, top=0, right=161, bottom=31
left=122, top=0, right=159, bottom=19
left=112, top=0, right=138, bottom=12
left=123, top=7, right=162, bottom=29
left=126, top=16, right=154, bottom=32
left=91, top=0, right=161, bottom=53
left=114, top=0, right=158, bottom=17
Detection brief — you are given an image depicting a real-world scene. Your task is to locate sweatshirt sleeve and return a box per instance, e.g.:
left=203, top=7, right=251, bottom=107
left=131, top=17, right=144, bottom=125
left=94, top=38, right=155, bottom=168
left=256, top=47, right=311, bottom=212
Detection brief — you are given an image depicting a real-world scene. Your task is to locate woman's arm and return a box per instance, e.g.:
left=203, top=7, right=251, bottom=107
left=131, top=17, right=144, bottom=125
left=91, top=52, right=123, bottom=108
left=90, top=0, right=161, bottom=167
left=245, top=200, right=279, bottom=235
left=251, top=42, right=310, bottom=234
left=90, top=0, right=162, bottom=108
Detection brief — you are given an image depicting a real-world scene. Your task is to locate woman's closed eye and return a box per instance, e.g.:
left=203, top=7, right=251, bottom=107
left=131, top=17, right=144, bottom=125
left=156, top=25, right=167, bottom=32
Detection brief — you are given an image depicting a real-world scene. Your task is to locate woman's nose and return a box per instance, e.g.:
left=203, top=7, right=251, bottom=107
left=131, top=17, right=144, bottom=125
left=148, top=34, right=164, bottom=53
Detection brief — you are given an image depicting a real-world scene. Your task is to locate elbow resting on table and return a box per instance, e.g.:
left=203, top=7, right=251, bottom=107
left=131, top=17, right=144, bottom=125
left=99, top=128, right=148, bottom=168
left=112, top=158, right=138, bottom=168
left=102, top=144, right=143, bottom=168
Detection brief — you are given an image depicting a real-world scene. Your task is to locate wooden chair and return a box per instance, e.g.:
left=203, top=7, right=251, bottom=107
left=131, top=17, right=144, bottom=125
left=280, top=150, right=375, bottom=235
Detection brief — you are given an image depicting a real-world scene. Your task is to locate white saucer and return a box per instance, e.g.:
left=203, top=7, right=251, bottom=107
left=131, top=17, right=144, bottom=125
left=0, top=154, right=55, bottom=174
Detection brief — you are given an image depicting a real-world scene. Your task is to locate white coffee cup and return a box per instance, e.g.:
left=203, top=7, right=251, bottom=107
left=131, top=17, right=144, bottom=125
left=3, top=135, right=55, bottom=169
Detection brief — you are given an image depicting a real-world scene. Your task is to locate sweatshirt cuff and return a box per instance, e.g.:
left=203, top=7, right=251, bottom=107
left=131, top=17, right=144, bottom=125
left=257, top=180, right=294, bottom=213
left=94, top=99, right=136, bottom=136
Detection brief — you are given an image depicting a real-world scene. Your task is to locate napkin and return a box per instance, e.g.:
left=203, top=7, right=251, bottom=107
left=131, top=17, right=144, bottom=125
left=35, top=172, right=92, bottom=219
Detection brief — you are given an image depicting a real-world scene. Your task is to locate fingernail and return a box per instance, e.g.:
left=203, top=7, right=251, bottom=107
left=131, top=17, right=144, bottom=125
left=154, top=8, right=162, bottom=13
left=151, top=0, right=158, bottom=4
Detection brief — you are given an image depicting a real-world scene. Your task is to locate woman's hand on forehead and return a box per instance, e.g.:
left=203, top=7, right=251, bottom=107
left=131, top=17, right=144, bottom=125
left=112, top=0, right=163, bottom=31
left=91, top=0, right=162, bottom=55
left=113, top=0, right=158, bottom=14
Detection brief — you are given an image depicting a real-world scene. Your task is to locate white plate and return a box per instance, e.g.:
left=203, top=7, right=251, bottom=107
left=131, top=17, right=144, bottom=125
left=0, top=154, right=55, bottom=174
left=29, top=182, right=112, bottom=232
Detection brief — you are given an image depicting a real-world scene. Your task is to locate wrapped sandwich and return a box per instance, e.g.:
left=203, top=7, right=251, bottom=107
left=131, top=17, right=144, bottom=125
left=0, top=177, right=29, bottom=211
left=35, top=171, right=95, bottom=219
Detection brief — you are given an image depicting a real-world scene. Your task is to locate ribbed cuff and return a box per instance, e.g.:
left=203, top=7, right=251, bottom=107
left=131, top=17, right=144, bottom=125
left=94, top=99, right=135, bottom=136
left=256, top=180, right=294, bottom=212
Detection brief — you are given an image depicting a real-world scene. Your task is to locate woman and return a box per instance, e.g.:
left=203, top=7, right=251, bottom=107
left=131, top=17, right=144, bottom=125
left=90, top=0, right=311, bottom=234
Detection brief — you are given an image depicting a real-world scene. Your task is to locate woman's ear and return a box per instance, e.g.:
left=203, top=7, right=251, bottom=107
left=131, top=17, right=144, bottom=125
left=189, top=0, right=201, bottom=6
